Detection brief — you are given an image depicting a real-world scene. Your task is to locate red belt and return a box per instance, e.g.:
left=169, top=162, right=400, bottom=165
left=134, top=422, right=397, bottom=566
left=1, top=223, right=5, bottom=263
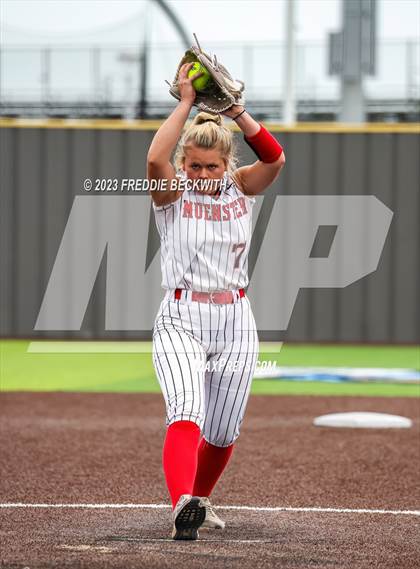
left=174, top=288, right=245, bottom=304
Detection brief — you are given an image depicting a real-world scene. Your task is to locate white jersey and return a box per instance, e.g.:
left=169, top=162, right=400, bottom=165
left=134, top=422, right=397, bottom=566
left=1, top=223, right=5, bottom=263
left=153, top=171, right=255, bottom=292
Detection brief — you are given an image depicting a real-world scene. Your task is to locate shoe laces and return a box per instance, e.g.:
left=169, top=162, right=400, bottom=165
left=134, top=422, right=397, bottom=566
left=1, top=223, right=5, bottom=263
left=201, top=497, right=215, bottom=515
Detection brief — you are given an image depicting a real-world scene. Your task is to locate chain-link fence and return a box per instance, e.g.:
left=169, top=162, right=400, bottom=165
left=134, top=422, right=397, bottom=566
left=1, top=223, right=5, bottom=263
left=1, top=40, right=419, bottom=120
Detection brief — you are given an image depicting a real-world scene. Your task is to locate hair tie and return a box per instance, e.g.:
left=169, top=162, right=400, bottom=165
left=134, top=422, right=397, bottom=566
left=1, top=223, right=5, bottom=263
left=232, top=108, right=246, bottom=120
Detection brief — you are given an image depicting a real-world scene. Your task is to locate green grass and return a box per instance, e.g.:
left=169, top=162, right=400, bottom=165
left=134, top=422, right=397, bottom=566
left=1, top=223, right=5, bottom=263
left=259, top=343, right=420, bottom=369
left=0, top=340, right=419, bottom=397
left=251, top=379, right=419, bottom=397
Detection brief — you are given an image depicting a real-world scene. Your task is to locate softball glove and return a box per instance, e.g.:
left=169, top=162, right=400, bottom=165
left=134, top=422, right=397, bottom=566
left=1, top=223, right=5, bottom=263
left=166, top=33, right=245, bottom=114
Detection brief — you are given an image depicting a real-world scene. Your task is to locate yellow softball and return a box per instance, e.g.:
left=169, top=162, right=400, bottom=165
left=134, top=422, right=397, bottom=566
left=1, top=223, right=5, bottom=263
left=188, top=62, right=211, bottom=92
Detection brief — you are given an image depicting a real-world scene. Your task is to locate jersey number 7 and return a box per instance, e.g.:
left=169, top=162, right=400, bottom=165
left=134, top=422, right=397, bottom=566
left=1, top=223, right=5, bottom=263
left=232, top=242, right=246, bottom=269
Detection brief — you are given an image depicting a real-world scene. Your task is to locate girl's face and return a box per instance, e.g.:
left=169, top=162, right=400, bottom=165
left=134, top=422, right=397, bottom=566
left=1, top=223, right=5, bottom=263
left=183, top=145, right=227, bottom=194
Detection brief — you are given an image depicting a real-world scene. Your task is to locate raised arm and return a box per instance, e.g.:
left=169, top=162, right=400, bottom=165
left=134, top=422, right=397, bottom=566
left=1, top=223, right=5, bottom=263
left=147, top=62, right=203, bottom=207
left=224, top=105, right=286, bottom=196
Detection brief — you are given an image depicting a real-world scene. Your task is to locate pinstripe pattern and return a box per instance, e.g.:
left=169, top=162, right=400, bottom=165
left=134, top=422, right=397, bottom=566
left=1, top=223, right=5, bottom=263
left=153, top=171, right=255, bottom=292
left=152, top=292, right=259, bottom=444
left=152, top=172, right=259, bottom=446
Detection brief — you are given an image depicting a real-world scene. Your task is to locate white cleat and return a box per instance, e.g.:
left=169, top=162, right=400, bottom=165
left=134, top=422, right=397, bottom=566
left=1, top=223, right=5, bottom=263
left=200, top=497, right=226, bottom=530
left=171, top=494, right=206, bottom=540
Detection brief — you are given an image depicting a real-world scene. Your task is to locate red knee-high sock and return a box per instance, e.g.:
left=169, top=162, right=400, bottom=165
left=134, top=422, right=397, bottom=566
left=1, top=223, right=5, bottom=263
left=162, top=420, right=201, bottom=508
left=193, top=439, right=234, bottom=497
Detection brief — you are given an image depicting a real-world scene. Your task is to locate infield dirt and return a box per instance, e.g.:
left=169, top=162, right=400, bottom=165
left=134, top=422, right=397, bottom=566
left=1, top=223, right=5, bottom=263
left=1, top=392, right=419, bottom=568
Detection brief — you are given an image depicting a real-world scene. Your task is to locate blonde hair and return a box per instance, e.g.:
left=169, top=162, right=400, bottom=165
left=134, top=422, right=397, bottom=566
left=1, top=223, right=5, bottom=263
left=173, top=111, right=240, bottom=182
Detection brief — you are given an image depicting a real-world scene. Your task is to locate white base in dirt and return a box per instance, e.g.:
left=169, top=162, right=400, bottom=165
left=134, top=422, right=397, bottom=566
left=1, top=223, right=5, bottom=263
left=313, top=412, right=412, bottom=429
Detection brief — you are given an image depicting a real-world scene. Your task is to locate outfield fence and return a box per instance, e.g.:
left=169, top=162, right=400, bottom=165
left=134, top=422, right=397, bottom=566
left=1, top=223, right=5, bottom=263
left=0, top=121, right=419, bottom=343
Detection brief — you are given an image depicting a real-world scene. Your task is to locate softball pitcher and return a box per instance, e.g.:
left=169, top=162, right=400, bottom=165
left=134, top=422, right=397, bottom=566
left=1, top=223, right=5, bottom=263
left=147, top=58, right=285, bottom=540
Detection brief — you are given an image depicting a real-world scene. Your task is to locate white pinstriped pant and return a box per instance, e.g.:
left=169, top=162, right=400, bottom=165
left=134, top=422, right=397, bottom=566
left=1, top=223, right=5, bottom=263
left=152, top=290, right=259, bottom=447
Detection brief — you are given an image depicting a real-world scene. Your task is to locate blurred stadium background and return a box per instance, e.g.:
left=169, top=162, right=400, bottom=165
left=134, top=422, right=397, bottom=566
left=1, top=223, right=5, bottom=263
left=0, top=0, right=419, bottom=121
left=0, top=0, right=419, bottom=393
